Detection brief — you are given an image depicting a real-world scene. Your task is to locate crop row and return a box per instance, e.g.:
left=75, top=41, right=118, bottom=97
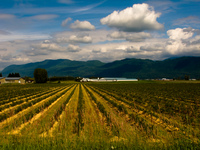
left=88, top=83, right=200, bottom=127
left=0, top=82, right=199, bottom=148
left=0, top=85, right=74, bottom=131
left=0, top=86, right=69, bottom=123
left=0, top=84, right=61, bottom=101
left=0, top=86, right=64, bottom=113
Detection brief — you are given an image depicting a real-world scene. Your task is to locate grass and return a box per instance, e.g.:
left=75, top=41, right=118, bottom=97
left=1, top=134, right=199, bottom=150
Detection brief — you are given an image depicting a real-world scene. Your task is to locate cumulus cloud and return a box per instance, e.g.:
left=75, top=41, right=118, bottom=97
left=108, top=31, right=151, bottom=42
left=61, top=17, right=72, bottom=27
left=100, top=3, right=163, bottom=32
left=55, top=33, right=92, bottom=44
left=70, top=20, right=95, bottom=31
left=167, top=28, right=195, bottom=40
left=28, top=42, right=68, bottom=56
left=67, top=44, right=81, bottom=52
left=108, top=31, right=127, bottom=39
left=166, top=27, right=200, bottom=55
left=69, top=34, right=92, bottom=43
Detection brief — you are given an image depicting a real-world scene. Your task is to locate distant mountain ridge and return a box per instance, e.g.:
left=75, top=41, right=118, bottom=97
left=1, top=56, right=200, bottom=79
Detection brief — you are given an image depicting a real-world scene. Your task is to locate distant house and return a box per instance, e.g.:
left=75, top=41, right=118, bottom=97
left=5, top=77, right=25, bottom=84
left=0, top=77, right=5, bottom=84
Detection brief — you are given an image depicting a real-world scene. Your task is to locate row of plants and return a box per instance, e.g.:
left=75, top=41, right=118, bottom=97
left=0, top=86, right=64, bottom=112
left=88, top=82, right=200, bottom=127
left=87, top=85, right=160, bottom=138
left=84, top=85, right=112, bottom=127
left=1, top=85, right=74, bottom=131
left=73, top=85, right=85, bottom=136
left=0, top=84, right=55, bottom=102
left=25, top=85, right=77, bottom=135
left=0, top=86, right=68, bottom=122
left=86, top=83, right=200, bottom=143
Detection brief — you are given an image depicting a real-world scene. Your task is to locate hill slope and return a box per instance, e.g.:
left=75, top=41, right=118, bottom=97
left=1, top=57, right=200, bottom=79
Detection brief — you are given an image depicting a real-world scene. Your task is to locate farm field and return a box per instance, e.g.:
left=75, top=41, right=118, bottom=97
left=0, top=81, right=199, bottom=149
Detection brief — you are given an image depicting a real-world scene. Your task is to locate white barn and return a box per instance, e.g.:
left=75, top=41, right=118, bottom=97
left=80, top=77, right=138, bottom=82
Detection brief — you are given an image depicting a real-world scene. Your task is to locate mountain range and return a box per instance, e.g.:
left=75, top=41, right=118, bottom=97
left=1, top=56, right=200, bottom=79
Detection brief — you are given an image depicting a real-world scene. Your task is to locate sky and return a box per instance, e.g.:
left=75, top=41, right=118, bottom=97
left=0, top=0, right=200, bottom=70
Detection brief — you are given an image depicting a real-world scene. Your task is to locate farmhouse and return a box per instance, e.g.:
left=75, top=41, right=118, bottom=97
left=0, top=77, right=5, bottom=84
left=5, top=77, right=25, bottom=84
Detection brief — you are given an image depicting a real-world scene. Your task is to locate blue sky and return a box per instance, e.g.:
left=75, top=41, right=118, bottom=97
left=0, top=0, right=200, bottom=70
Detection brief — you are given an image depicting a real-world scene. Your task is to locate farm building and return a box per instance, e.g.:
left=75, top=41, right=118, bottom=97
left=80, top=77, right=138, bottom=82
left=0, top=77, right=5, bottom=84
left=5, top=77, right=25, bottom=84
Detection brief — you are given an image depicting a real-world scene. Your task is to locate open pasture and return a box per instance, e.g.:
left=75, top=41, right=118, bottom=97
left=0, top=81, right=199, bottom=149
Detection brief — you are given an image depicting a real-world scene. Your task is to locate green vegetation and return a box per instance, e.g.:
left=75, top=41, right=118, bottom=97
left=34, top=68, right=48, bottom=83
left=2, top=56, right=200, bottom=79
left=7, top=73, right=20, bottom=77
left=0, top=81, right=199, bottom=149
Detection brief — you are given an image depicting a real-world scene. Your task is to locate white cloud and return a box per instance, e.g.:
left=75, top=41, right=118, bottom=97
left=32, top=42, right=66, bottom=52
left=69, top=35, right=92, bottom=43
left=70, top=20, right=95, bottom=31
left=100, top=3, right=163, bottom=32
left=67, top=44, right=81, bottom=52
left=31, top=14, right=58, bottom=20
left=0, top=14, right=15, bottom=19
left=108, top=31, right=151, bottom=42
left=140, top=44, right=164, bottom=51
left=108, top=31, right=127, bottom=39
left=61, top=17, right=72, bottom=27
left=167, top=28, right=194, bottom=40
left=54, top=30, right=111, bottom=44
left=166, top=27, right=200, bottom=55
left=0, top=33, right=51, bottom=42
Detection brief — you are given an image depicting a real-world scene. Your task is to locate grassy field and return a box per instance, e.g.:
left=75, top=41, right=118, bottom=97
left=0, top=81, right=199, bottom=149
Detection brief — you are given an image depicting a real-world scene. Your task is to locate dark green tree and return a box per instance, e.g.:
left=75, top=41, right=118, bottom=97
left=0, top=73, right=2, bottom=77
left=184, top=75, right=190, bottom=80
left=8, top=73, right=20, bottom=77
left=14, top=73, right=20, bottom=77
left=34, top=68, right=48, bottom=83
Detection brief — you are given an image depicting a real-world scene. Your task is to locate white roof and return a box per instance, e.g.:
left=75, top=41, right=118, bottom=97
left=5, top=77, right=22, bottom=80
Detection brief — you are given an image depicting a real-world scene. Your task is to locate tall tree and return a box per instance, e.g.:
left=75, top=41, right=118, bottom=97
left=0, top=73, right=2, bottom=77
left=34, top=68, right=48, bottom=83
